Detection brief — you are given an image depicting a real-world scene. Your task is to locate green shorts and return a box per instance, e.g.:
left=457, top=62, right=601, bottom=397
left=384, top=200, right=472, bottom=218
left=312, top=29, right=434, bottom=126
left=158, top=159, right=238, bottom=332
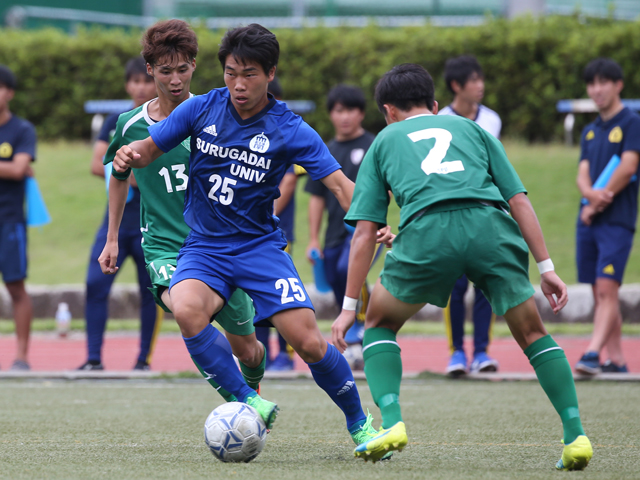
left=381, top=201, right=535, bottom=316
left=146, top=257, right=256, bottom=336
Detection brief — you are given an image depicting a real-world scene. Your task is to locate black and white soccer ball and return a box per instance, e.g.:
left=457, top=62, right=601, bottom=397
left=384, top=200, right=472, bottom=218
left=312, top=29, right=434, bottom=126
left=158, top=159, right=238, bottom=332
left=204, top=402, right=267, bottom=463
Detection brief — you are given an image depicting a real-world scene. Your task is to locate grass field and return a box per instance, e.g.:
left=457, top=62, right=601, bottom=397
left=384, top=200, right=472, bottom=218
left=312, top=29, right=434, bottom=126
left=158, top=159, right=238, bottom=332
left=1, top=379, right=638, bottom=479
left=27, top=140, right=640, bottom=286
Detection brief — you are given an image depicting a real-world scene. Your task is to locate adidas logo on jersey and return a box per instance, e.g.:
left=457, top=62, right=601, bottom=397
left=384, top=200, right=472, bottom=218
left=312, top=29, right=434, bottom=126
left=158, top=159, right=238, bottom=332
left=337, top=380, right=355, bottom=396
left=203, top=124, right=218, bottom=136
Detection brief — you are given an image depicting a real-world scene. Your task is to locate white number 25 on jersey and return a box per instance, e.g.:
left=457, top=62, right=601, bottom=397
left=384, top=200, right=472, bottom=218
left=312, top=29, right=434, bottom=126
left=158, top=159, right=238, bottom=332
left=407, top=128, right=465, bottom=176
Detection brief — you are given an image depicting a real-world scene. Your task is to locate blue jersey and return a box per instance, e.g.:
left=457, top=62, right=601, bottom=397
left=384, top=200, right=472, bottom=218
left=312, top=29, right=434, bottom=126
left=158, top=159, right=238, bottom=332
left=579, top=107, right=640, bottom=231
left=149, top=88, right=340, bottom=239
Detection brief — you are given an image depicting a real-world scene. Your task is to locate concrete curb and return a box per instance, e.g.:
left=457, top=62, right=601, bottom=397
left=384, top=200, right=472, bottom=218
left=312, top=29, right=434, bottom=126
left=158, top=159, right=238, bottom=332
left=1, top=283, right=639, bottom=323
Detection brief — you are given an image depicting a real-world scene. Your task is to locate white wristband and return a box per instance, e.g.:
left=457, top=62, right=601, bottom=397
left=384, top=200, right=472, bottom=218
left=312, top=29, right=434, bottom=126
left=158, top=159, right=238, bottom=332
left=537, top=258, right=554, bottom=275
left=342, top=296, right=358, bottom=311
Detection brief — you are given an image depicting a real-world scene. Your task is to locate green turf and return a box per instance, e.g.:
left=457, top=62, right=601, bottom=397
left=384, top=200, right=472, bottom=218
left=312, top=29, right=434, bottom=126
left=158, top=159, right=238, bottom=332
left=0, top=379, right=638, bottom=479
left=27, top=140, right=640, bottom=286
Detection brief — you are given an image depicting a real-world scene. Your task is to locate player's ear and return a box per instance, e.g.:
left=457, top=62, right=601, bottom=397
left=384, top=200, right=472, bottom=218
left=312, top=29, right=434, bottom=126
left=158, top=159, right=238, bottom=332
left=451, top=80, right=461, bottom=94
left=431, top=100, right=438, bottom=115
left=191, top=58, right=197, bottom=71
left=267, top=66, right=276, bottom=83
left=382, top=104, right=394, bottom=124
left=146, top=63, right=154, bottom=78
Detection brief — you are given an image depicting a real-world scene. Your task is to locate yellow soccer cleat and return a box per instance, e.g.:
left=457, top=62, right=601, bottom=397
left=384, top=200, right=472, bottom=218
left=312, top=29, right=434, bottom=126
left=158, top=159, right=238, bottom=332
left=354, top=421, right=407, bottom=463
left=555, top=435, right=593, bottom=471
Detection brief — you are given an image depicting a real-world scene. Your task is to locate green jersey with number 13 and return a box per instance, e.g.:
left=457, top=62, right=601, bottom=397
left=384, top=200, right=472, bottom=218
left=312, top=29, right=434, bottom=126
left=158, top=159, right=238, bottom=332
left=345, top=113, right=526, bottom=230
left=104, top=98, right=192, bottom=264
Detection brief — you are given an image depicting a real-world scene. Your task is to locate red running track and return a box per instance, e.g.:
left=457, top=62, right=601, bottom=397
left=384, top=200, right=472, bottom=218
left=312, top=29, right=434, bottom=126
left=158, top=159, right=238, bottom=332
left=2, top=332, right=640, bottom=374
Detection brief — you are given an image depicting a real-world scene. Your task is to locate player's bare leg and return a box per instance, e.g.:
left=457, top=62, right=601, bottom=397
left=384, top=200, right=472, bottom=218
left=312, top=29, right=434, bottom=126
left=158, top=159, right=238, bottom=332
left=503, top=295, right=592, bottom=470
left=6, top=280, right=32, bottom=367
left=585, top=278, right=625, bottom=364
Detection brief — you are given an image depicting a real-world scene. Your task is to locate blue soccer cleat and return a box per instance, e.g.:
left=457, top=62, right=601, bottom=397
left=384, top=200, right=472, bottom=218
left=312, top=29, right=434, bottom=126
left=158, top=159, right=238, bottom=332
left=446, top=350, right=467, bottom=377
left=575, top=352, right=600, bottom=375
left=556, top=435, right=593, bottom=471
left=600, top=360, right=628, bottom=373
left=470, top=351, right=499, bottom=373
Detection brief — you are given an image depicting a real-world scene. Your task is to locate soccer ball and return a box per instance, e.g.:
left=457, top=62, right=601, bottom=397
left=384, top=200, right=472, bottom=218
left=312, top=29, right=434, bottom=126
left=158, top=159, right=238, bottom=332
left=204, top=402, right=268, bottom=463
left=343, top=343, right=364, bottom=371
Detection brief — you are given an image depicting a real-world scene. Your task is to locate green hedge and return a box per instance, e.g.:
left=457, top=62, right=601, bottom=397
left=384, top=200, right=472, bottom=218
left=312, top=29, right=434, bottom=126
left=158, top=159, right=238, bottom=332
left=2, top=16, right=640, bottom=141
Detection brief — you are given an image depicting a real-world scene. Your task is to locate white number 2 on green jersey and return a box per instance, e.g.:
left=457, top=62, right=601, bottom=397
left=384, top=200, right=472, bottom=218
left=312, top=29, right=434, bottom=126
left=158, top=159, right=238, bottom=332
left=407, top=128, right=464, bottom=176
left=158, top=164, right=188, bottom=193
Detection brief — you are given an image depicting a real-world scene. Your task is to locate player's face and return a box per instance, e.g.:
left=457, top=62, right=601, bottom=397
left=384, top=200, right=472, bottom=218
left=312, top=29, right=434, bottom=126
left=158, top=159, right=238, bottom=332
left=587, top=76, right=623, bottom=112
left=224, top=56, right=275, bottom=120
left=458, top=72, right=484, bottom=104
left=125, top=74, right=157, bottom=108
left=330, top=103, right=365, bottom=141
left=149, top=56, right=196, bottom=105
left=0, top=85, right=14, bottom=113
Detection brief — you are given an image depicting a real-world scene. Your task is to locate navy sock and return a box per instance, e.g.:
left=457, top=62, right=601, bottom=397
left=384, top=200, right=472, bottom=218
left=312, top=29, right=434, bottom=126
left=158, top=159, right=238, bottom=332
left=183, top=324, right=255, bottom=402
left=307, top=343, right=366, bottom=430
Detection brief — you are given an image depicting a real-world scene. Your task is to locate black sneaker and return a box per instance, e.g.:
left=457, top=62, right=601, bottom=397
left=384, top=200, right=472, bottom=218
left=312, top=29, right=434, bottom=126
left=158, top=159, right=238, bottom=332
left=133, top=360, right=150, bottom=371
left=601, top=360, right=629, bottom=373
left=77, top=360, right=104, bottom=371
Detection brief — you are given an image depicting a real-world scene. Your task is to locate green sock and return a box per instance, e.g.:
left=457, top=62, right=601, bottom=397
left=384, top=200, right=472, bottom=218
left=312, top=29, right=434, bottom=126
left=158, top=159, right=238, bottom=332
left=239, top=341, right=266, bottom=391
left=363, top=328, right=403, bottom=429
left=192, top=356, right=237, bottom=402
left=525, top=335, right=585, bottom=444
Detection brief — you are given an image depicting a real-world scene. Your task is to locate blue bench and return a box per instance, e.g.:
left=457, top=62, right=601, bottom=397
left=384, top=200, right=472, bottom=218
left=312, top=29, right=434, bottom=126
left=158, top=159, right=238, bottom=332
left=556, top=99, right=640, bottom=145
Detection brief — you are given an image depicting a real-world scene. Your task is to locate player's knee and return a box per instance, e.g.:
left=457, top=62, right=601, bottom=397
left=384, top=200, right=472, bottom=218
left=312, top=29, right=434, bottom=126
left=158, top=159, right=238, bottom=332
left=292, top=334, right=325, bottom=363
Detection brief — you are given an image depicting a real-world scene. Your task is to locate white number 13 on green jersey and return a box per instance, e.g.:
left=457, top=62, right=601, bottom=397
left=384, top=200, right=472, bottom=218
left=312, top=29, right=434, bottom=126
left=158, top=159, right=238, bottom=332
left=408, top=128, right=464, bottom=176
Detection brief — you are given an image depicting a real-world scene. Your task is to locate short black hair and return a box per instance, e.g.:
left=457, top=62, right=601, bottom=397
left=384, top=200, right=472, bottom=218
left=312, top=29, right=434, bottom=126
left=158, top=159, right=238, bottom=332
left=125, top=57, right=153, bottom=83
left=583, top=57, right=623, bottom=83
left=375, top=63, right=435, bottom=113
left=0, top=65, right=17, bottom=90
left=268, top=76, right=283, bottom=99
left=326, top=84, right=366, bottom=112
left=444, top=55, right=483, bottom=94
left=218, top=23, right=279, bottom=75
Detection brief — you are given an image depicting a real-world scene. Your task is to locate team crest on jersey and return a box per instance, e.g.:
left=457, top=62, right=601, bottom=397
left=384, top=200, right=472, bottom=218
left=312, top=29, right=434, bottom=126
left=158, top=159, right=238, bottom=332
left=609, top=126, right=623, bottom=143
left=181, top=137, right=191, bottom=152
left=351, top=148, right=365, bottom=165
left=585, top=130, right=595, bottom=141
left=250, top=132, right=270, bottom=153
left=0, top=142, right=12, bottom=158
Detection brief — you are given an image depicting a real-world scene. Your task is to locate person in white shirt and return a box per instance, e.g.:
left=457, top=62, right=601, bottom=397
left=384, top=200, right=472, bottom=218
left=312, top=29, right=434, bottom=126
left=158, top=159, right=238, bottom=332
left=438, top=55, right=502, bottom=376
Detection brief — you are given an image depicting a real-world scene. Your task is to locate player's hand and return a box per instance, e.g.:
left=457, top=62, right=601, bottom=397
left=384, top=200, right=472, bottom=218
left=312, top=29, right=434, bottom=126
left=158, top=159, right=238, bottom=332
left=331, top=310, right=357, bottom=353
left=587, top=189, right=614, bottom=212
left=376, top=225, right=395, bottom=247
left=580, top=204, right=596, bottom=226
left=306, top=240, right=322, bottom=264
left=98, top=241, right=120, bottom=275
left=540, top=271, right=568, bottom=314
left=113, top=145, right=140, bottom=173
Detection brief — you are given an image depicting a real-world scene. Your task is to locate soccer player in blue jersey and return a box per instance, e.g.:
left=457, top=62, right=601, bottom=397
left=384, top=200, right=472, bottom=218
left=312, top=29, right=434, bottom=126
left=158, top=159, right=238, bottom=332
left=113, top=23, right=392, bottom=447
left=574, top=58, right=640, bottom=375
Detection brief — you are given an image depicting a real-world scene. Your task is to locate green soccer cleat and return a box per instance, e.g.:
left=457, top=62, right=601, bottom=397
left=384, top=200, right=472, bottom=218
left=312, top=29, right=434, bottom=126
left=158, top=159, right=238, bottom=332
left=555, top=435, right=593, bottom=471
left=246, top=395, right=279, bottom=430
left=354, top=421, right=407, bottom=463
left=350, top=413, right=393, bottom=460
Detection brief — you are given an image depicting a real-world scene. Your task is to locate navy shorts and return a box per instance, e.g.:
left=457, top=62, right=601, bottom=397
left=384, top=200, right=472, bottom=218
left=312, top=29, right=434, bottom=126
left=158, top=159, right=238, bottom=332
left=576, top=222, right=634, bottom=284
left=0, top=222, right=28, bottom=283
left=170, top=229, right=314, bottom=326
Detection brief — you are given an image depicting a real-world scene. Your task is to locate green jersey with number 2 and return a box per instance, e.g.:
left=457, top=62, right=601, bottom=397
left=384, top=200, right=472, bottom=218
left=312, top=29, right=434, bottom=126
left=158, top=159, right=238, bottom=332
left=345, top=113, right=526, bottom=229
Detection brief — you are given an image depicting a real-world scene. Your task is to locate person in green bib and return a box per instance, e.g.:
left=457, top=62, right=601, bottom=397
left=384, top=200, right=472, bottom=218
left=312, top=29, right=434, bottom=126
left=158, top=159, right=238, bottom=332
left=331, top=63, right=592, bottom=471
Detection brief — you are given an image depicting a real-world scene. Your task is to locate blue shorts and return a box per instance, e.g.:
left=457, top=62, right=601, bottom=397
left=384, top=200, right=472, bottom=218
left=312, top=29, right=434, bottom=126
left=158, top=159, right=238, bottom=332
left=170, top=229, right=314, bottom=326
left=0, top=222, right=28, bottom=283
left=576, top=222, right=634, bottom=284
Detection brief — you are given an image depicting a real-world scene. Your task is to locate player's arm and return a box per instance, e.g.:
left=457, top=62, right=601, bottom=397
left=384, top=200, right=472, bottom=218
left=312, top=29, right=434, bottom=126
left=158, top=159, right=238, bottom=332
left=90, top=140, right=109, bottom=177
left=319, top=169, right=354, bottom=213
left=113, top=137, right=163, bottom=172
left=331, top=220, right=378, bottom=352
left=0, top=152, right=31, bottom=180
left=508, top=192, right=567, bottom=313
left=603, top=150, right=640, bottom=197
left=98, top=173, right=131, bottom=275
left=274, top=171, right=297, bottom=216
left=577, top=159, right=613, bottom=214
left=306, top=194, right=325, bottom=263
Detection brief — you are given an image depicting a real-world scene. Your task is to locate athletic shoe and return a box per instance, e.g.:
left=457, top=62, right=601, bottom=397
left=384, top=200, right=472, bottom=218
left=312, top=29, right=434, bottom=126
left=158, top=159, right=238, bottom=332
left=354, top=421, right=407, bottom=463
left=575, top=352, right=600, bottom=375
left=344, top=319, right=365, bottom=344
left=601, top=360, right=629, bottom=373
left=133, top=360, right=150, bottom=371
left=246, top=395, right=279, bottom=430
left=556, top=435, right=593, bottom=471
left=10, top=359, right=30, bottom=371
left=77, top=361, right=104, bottom=371
left=268, top=352, right=294, bottom=371
left=350, top=413, right=393, bottom=460
left=446, top=350, right=467, bottom=377
left=470, top=352, right=499, bottom=373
